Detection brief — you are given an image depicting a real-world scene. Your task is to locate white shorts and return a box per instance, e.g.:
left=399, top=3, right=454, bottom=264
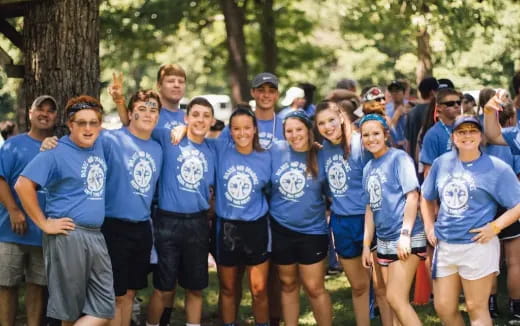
left=432, top=237, right=500, bottom=280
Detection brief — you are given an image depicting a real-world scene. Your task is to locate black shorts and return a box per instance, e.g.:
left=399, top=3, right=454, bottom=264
left=215, top=215, right=269, bottom=267
left=270, top=218, right=328, bottom=265
left=153, top=209, right=210, bottom=291
left=101, top=218, right=153, bottom=297
left=495, top=206, right=520, bottom=240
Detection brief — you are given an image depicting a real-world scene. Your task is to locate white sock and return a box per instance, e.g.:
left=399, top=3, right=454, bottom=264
left=146, top=323, right=159, bottom=326
left=186, top=323, right=201, bottom=326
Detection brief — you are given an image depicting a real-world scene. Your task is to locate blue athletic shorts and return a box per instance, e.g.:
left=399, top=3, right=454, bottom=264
left=330, top=213, right=364, bottom=259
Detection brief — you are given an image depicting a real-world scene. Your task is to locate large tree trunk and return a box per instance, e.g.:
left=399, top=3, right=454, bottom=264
left=256, top=0, right=277, bottom=74
left=416, top=26, right=433, bottom=85
left=219, top=0, right=250, bottom=104
left=22, top=0, right=101, bottom=131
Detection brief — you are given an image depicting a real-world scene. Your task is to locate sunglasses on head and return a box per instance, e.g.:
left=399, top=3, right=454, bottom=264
left=439, top=100, right=461, bottom=107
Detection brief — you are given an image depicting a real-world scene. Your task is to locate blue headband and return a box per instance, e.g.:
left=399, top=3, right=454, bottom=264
left=358, top=113, right=388, bottom=129
left=283, top=110, right=312, bottom=129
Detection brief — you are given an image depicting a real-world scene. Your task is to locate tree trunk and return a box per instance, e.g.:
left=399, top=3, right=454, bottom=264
left=219, top=0, right=250, bottom=104
left=22, top=0, right=101, bottom=131
left=256, top=0, right=277, bottom=74
left=416, top=26, right=433, bottom=85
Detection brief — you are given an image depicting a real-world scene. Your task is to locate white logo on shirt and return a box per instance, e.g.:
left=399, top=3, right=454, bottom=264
left=129, top=151, right=156, bottom=194
left=276, top=161, right=307, bottom=200
left=177, top=149, right=208, bottom=191
left=441, top=173, right=475, bottom=216
left=81, top=156, right=107, bottom=198
left=258, top=132, right=274, bottom=149
left=366, top=168, right=387, bottom=210
left=224, top=165, right=259, bottom=207
left=325, top=154, right=351, bottom=195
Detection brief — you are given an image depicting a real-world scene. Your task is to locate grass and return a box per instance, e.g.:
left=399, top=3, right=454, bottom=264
left=13, top=265, right=513, bottom=325
left=132, top=266, right=514, bottom=326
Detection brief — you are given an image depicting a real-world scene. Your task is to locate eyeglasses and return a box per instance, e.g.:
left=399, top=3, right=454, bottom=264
left=71, top=120, right=101, bottom=128
left=439, top=100, right=462, bottom=107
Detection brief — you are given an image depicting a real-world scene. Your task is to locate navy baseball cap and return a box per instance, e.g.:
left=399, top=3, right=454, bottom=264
left=453, top=115, right=482, bottom=131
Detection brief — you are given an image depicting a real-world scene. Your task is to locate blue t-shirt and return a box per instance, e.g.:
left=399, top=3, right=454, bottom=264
left=220, top=115, right=284, bottom=150
left=502, top=126, right=520, bottom=155
left=385, top=101, right=407, bottom=143
left=0, top=134, right=45, bottom=246
left=153, top=129, right=215, bottom=214
left=421, top=151, right=520, bottom=243
left=363, top=148, right=423, bottom=240
left=269, top=141, right=327, bottom=234
left=102, top=128, right=163, bottom=222
left=214, top=139, right=271, bottom=221
left=157, top=108, right=185, bottom=130
left=485, top=144, right=520, bottom=175
left=21, top=136, right=107, bottom=228
left=319, top=133, right=371, bottom=216
left=419, top=121, right=453, bottom=165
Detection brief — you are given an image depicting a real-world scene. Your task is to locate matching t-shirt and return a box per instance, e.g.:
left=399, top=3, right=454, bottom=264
left=422, top=151, right=520, bottom=243
left=153, top=128, right=215, bottom=214
left=363, top=148, right=424, bottom=241
left=21, top=136, right=107, bottom=228
left=213, top=138, right=271, bottom=221
left=102, top=128, right=163, bottom=222
left=485, top=144, right=520, bottom=175
left=269, top=141, right=327, bottom=235
left=0, top=134, right=45, bottom=246
left=319, top=133, right=371, bottom=216
left=157, top=108, right=185, bottom=130
left=419, top=121, right=453, bottom=166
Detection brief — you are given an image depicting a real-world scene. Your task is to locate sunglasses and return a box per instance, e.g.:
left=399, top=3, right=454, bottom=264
left=439, top=100, right=462, bottom=107
left=71, top=120, right=101, bottom=128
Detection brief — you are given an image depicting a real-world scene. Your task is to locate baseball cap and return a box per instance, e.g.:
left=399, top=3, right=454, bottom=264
left=281, top=86, right=305, bottom=106
left=387, top=80, right=405, bottom=92
left=31, top=95, right=58, bottom=111
left=251, top=72, right=279, bottom=89
left=438, top=78, right=455, bottom=90
left=418, top=77, right=439, bottom=95
left=453, top=115, right=482, bottom=131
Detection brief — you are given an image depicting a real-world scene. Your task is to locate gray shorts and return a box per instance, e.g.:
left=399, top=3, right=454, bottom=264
left=0, top=241, right=46, bottom=286
left=43, top=226, right=115, bottom=321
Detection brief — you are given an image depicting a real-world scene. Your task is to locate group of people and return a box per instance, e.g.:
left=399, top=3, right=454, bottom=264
left=1, top=63, right=520, bottom=326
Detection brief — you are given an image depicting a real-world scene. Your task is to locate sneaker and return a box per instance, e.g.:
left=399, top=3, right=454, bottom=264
left=509, top=314, right=520, bottom=325
left=489, top=295, right=500, bottom=319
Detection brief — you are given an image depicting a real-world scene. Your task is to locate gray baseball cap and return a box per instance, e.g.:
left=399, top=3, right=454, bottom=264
left=31, top=95, right=58, bottom=111
left=251, top=72, right=279, bottom=89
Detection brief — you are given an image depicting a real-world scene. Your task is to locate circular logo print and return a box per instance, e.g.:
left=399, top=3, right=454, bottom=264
left=442, top=181, right=469, bottom=210
left=227, top=172, right=253, bottom=201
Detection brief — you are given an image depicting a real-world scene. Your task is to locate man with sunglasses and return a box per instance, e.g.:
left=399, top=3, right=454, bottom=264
left=419, top=88, right=462, bottom=177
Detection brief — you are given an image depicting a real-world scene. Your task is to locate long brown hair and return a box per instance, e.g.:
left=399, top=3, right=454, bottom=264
left=314, top=101, right=350, bottom=159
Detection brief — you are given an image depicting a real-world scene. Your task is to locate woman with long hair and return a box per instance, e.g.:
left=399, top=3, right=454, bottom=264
left=212, top=107, right=272, bottom=326
left=269, top=110, right=332, bottom=325
left=360, top=113, right=426, bottom=326
left=314, top=100, right=393, bottom=325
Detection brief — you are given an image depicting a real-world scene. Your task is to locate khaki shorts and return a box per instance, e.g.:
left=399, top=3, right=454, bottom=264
left=0, top=241, right=46, bottom=286
left=432, top=237, right=500, bottom=280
